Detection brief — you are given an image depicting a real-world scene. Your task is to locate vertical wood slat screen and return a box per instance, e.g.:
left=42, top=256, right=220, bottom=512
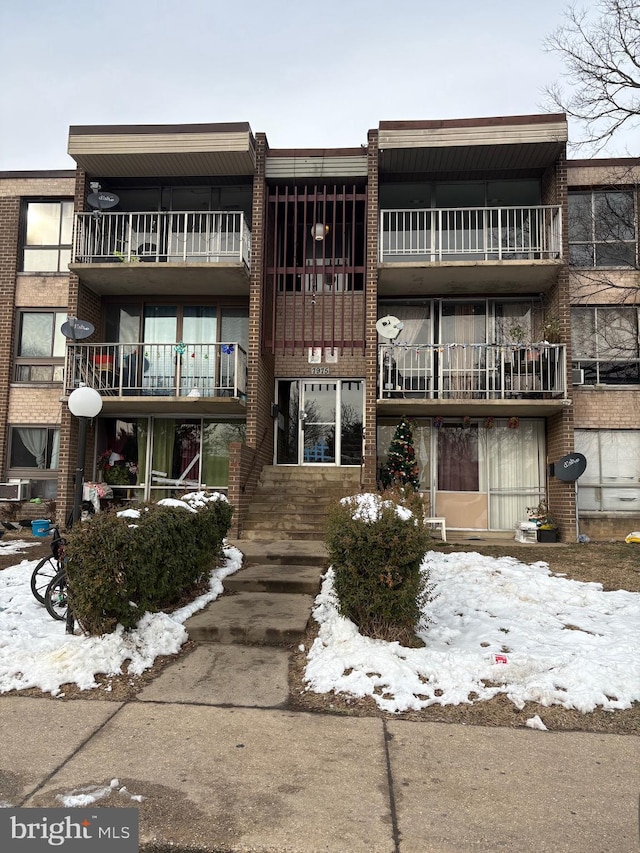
left=265, top=184, right=366, bottom=354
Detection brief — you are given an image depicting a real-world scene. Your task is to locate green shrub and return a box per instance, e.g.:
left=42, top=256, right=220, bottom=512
left=325, top=490, right=432, bottom=645
left=64, top=493, right=233, bottom=635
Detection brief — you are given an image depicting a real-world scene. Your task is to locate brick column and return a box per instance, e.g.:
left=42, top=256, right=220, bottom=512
left=362, top=129, right=380, bottom=490
left=0, top=196, right=20, bottom=478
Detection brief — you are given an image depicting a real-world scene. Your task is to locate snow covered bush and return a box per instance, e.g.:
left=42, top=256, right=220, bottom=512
left=64, top=492, right=233, bottom=635
left=325, top=491, right=432, bottom=645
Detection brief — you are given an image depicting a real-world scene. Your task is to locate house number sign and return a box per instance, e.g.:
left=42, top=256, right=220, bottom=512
left=310, top=367, right=330, bottom=375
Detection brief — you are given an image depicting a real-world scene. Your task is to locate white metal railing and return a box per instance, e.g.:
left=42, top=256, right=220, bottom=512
left=379, top=343, right=567, bottom=399
left=65, top=342, right=248, bottom=400
left=380, top=206, right=562, bottom=262
left=73, top=211, right=251, bottom=267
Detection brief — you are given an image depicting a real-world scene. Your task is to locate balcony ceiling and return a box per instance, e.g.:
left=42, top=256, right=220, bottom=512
left=68, top=396, right=247, bottom=416
left=378, top=116, right=568, bottom=176
left=378, top=260, right=562, bottom=295
left=68, top=262, right=250, bottom=296
left=377, top=398, right=570, bottom=417
left=68, top=124, right=256, bottom=177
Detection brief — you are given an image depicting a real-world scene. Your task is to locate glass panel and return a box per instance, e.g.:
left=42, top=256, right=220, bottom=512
left=106, top=304, right=141, bottom=342
left=302, top=382, right=336, bottom=464
left=276, top=381, right=299, bottom=464
left=26, top=203, right=61, bottom=245
left=151, top=419, right=201, bottom=491
left=22, top=248, right=59, bottom=271
left=10, top=428, right=58, bottom=468
left=220, top=307, right=249, bottom=351
left=568, top=193, right=592, bottom=242
left=340, top=380, right=363, bottom=465
left=596, top=307, right=637, bottom=358
left=571, top=309, right=596, bottom=359
left=60, top=202, right=74, bottom=243
left=96, top=418, right=145, bottom=487
left=143, top=306, right=177, bottom=343
left=488, top=420, right=545, bottom=529
left=437, top=424, right=479, bottom=491
left=53, top=312, right=67, bottom=357
left=19, top=313, right=53, bottom=357
left=30, top=366, right=55, bottom=382
left=202, top=420, right=246, bottom=487
left=181, top=307, right=217, bottom=396
left=594, top=191, right=635, bottom=241
left=595, top=242, right=636, bottom=267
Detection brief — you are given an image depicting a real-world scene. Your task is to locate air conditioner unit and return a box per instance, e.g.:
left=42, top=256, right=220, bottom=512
left=572, top=368, right=585, bottom=385
left=0, top=479, right=31, bottom=500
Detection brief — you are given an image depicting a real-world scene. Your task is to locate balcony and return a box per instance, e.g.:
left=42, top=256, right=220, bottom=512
left=378, top=343, right=568, bottom=416
left=64, top=342, right=248, bottom=414
left=378, top=206, right=563, bottom=294
left=70, top=211, right=251, bottom=296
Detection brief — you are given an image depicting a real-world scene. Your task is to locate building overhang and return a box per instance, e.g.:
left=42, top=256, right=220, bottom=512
left=378, top=114, right=568, bottom=176
left=69, top=261, right=250, bottom=296
left=68, top=123, right=256, bottom=177
left=378, top=259, right=563, bottom=295
left=377, top=398, right=570, bottom=418
left=61, top=395, right=247, bottom=416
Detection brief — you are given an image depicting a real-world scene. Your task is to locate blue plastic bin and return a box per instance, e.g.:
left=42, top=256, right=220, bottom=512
left=31, top=519, right=51, bottom=537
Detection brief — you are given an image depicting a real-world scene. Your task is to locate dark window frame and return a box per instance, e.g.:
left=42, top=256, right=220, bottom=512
left=14, top=309, right=67, bottom=384
left=568, top=189, right=637, bottom=269
left=21, top=199, right=74, bottom=273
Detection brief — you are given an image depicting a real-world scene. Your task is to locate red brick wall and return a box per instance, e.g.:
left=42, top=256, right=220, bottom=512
left=0, top=196, right=20, bottom=477
left=363, top=130, right=380, bottom=489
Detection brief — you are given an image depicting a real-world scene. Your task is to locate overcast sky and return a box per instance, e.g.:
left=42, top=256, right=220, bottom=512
left=0, top=0, right=636, bottom=171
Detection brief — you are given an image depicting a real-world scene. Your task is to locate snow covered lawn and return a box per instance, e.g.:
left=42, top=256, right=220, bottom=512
left=304, top=550, right=640, bottom=715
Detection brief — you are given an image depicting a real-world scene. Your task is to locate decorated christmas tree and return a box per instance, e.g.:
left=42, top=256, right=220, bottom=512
left=383, top=418, right=420, bottom=491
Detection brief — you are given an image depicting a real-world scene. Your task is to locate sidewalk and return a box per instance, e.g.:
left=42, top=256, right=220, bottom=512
left=1, top=681, right=639, bottom=852
left=1, top=535, right=639, bottom=852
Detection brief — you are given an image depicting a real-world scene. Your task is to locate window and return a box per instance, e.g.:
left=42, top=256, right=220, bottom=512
left=22, top=201, right=73, bottom=272
left=568, top=190, right=637, bottom=268
left=15, top=310, right=67, bottom=382
left=575, top=430, right=640, bottom=512
left=571, top=306, right=640, bottom=384
left=8, top=427, right=60, bottom=499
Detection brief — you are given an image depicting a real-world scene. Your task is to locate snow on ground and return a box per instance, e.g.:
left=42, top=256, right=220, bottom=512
left=1, top=510, right=639, bottom=717
left=0, top=542, right=242, bottom=696
left=304, top=550, right=640, bottom=715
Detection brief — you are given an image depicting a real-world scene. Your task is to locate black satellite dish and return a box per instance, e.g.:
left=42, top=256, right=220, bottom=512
left=87, top=191, right=119, bottom=210
left=554, top=452, right=587, bottom=482
left=61, top=318, right=95, bottom=341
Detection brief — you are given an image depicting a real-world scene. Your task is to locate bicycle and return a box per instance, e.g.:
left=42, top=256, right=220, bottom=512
left=30, top=525, right=67, bottom=605
left=44, top=568, right=69, bottom=621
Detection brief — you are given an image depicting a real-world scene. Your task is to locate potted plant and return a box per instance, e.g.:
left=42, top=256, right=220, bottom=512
left=526, top=500, right=558, bottom=542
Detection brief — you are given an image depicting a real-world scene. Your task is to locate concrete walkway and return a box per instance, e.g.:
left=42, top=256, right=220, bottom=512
left=0, top=539, right=638, bottom=852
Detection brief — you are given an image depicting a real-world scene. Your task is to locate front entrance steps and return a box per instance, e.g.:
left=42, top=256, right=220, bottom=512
left=184, top=539, right=328, bottom=647
left=239, top=465, right=362, bottom=542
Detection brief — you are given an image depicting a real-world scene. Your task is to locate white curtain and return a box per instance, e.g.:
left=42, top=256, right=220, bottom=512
left=17, top=428, right=47, bottom=468
left=487, top=420, right=545, bottom=529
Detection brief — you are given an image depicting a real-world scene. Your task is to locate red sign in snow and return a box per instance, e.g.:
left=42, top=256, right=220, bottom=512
left=494, top=654, right=508, bottom=664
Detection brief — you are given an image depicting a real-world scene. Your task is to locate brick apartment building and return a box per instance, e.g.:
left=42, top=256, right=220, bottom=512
left=0, top=113, right=638, bottom=542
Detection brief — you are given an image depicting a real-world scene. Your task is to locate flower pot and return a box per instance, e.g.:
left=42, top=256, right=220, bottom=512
left=537, top=528, right=557, bottom=543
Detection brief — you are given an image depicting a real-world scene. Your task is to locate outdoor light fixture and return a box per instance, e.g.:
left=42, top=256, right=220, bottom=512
left=66, top=385, right=103, bottom=633
left=312, top=223, right=329, bottom=241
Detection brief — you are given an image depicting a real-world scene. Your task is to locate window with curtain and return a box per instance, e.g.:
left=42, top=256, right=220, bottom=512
left=487, top=420, right=545, bottom=529
left=9, top=427, right=59, bottom=469
left=568, top=190, right=637, bottom=268
left=575, top=429, right=640, bottom=512
left=571, top=306, right=640, bottom=384
left=438, top=424, right=479, bottom=491
left=15, top=310, right=67, bottom=382
left=22, top=201, right=73, bottom=272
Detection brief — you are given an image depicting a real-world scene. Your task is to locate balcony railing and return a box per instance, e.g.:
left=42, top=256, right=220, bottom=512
left=65, top=342, right=247, bottom=400
left=379, top=343, right=567, bottom=400
left=73, top=211, right=251, bottom=266
left=380, top=206, right=562, bottom=262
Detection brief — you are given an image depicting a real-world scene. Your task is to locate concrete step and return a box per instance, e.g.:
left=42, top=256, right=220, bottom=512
left=223, top=564, right=323, bottom=595
left=239, top=529, right=327, bottom=542
left=241, top=518, right=328, bottom=533
left=228, top=539, right=328, bottom=568
left=184, top=592, right=315, bottom=646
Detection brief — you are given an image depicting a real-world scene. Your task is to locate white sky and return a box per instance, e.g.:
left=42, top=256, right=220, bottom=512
left=1, top=493, right=638, bottom=724
left=0, top=0, right=636, bottom=171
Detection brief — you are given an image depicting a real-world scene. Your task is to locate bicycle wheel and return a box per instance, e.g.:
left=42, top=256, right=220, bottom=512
left=31, top=557, right=60, bottom=605
left=44, top=570, right=68, bottom=621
